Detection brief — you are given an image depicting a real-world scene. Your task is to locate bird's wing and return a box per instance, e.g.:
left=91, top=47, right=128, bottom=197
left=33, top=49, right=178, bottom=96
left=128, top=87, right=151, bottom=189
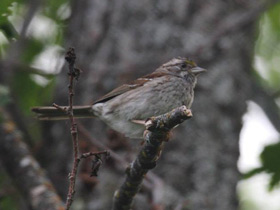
left=93, top=72, right=166, bottom=104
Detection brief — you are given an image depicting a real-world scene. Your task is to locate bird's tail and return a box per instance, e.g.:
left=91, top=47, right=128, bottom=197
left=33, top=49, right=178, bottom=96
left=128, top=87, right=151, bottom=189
left=31, top=105, right=94, bottom=120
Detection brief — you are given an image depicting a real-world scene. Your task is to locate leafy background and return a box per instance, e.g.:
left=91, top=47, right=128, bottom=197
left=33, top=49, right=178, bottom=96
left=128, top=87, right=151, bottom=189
left=248, top=2, right=280, bottom=189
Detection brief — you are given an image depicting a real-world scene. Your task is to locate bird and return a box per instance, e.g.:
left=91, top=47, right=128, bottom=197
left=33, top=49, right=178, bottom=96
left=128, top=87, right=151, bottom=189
left=32, top=58, right=206, bottom=139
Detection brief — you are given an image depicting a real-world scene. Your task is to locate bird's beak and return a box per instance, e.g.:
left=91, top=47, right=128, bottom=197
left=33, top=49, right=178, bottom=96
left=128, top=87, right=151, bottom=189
left=190, top=66, right=207, bottom=75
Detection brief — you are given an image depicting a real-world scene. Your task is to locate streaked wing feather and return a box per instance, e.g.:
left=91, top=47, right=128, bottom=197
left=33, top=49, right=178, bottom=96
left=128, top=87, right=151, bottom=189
left=93, top=85, right=136, bottom=104
left=93, top=72, right=167, bottom=104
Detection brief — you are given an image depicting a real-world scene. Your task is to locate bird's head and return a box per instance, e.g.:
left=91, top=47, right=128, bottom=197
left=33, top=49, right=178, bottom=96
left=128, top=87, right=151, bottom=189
left=161, top=58, right=207, bottom=80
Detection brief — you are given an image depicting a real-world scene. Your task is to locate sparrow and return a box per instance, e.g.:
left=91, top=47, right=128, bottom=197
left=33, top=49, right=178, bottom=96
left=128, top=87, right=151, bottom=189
left=32, top=58, right=206, bottom=138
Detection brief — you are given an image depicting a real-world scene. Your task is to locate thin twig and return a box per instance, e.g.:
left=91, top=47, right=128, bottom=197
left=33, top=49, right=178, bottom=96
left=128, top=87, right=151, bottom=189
left=62, top=47, right=80, bottom=210
left=77, top=124, right=128, bottom=167
left=52, top=48, right=108, bottom=209
left=112, top=106, right=192, bottom=210
left=78, top=150, right=110, bottom=177
left=52, top=103, right=68, bottom=112
left=78, top=150, right=110, bottom=161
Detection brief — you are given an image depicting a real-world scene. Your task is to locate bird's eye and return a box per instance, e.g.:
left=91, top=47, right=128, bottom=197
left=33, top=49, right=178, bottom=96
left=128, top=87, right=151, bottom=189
left=181, top=63, right=187, bottom=69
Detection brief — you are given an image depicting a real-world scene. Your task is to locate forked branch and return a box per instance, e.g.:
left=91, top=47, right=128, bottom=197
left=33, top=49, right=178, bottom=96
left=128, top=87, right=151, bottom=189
left=112, top=106, right=192, bottom=210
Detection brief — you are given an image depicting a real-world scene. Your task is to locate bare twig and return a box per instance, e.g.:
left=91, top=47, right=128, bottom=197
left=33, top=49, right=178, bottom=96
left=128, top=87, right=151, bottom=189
left=112, top=106, right=192, bottom=210
left=55, top=47, right=80, bottom=210
left=52, top=103, right=68, bottom=112
left=78, top=151, right=110, bottom=177
left=78, top=150, right=110, bottom=161
left=77, top=124, right=128, bottom=167
left=56, top=48, right=108, bottom=209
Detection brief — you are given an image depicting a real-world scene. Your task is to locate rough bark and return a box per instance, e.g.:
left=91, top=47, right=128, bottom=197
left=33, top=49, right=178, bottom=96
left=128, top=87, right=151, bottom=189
left=39, top=1, right=273, bottom=209
left=0, top=111, right=64, bottom=210
left=113, top=106, right=192, bottom=210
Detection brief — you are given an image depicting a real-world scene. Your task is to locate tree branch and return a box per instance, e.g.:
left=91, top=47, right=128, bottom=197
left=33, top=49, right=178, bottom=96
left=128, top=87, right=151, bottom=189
left=0, top=110, right=64, bottom=210
left=112, top=106, right=192, bottom=210
left=77, top=123, right=184, bottom=208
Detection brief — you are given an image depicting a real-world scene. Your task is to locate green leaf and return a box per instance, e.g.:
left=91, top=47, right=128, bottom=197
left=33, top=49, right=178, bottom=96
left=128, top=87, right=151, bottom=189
left=266, top=3, right=280, bottom=35
left=20, top=39, right=44, bottom=64
left=254, top=2, right=280, bottom=91
left=11, top=71, right=55, bottom=115
left=43, top=0, right=69, bottom=22
left=260, top=142, right=280, bottom=190
left=268, top=68, right=280, bottom=89
left=0, top=0, right=13, bottom=25
left=242, top=167, right=265, bottom=179
left=0, top=22, right=18, bottom=40
left=242, top=141, right=280, bottom=190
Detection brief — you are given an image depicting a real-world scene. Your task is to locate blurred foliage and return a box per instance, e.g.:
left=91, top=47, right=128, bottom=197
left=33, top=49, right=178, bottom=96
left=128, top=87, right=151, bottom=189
left=42, top=0, right=69, bottom=22
left=21, top=39, right=44, bottom=63
left=0, top=0, right=68, bottom=114
left=0, top=2, right=20, bottom=40
left=244, top=141, right=280, bottom=190
left=244, top=2, right=280, bottom=191
left=0, top=1, right=17, bottom=25
left=0, top=0, right=68, bottom=208
left=12, top=71, right=55, bottom=115
left=254, top=2, right=280, bottom=90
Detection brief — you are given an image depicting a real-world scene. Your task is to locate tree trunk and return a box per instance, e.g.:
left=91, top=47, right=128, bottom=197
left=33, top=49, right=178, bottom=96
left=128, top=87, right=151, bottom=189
left=40, top=1, right=264, bottom=209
